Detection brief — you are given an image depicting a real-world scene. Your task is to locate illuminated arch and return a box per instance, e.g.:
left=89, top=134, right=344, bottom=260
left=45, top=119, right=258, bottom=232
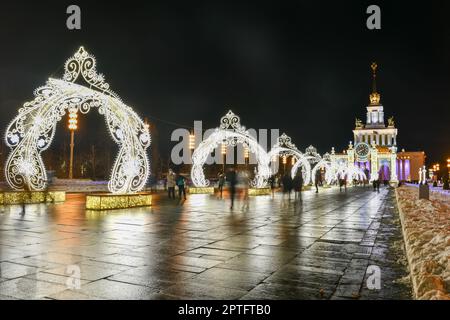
left=191, top=111, right=270, bottom=188
left=310, top=153, right=338, bottom=185
left=5, top=47, right=151, bottom=194
left=267, top=133, right=311, bottom=185
left=335, top=165, right=367, bottom=182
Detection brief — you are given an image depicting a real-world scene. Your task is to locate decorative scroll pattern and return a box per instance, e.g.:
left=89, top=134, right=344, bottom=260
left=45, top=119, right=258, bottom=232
left=5, top=47, right=150, bottom=194
left=304, top=145, right=322, bottom=165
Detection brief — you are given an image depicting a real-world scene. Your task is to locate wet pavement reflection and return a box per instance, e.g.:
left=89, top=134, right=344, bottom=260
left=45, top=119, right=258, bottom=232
left=0, top=186, right=412, bottom=299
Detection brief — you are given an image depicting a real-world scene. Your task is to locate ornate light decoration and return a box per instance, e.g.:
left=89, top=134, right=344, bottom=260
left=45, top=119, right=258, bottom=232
left=68, top=107, right=78, bottom=130
left=190, top=110, right=270, bottom=188
left=5, top=46, right=151, bottom=194
left=304, top=145, right=322, bottom=165
left=268, top=133, right=311, bottom=185
left=335, top=164, right=367, bottom=183
left=310, top=153, right=338, bottom=185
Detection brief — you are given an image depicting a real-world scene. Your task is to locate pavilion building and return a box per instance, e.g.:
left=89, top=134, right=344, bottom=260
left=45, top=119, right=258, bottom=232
left=333, top=63, right=425, bottom=184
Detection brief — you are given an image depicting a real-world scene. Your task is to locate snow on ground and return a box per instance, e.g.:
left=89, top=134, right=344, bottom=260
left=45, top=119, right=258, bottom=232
left=396, top=186, right=450, bottom=300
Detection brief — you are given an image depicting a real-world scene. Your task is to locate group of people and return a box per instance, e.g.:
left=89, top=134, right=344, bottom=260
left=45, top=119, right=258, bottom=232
left=269, top=168, right=323, bottom=199
left=165, top=165, right=385, bottom=207
left=221, top=168, right=251, bottom=210
left=166, top=169, right=187, bottom=200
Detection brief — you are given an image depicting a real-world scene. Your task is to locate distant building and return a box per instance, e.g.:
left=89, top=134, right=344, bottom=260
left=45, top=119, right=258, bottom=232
left=334, top=62, right=425, bottom=184
left=397, top=150, right=426, bottom=182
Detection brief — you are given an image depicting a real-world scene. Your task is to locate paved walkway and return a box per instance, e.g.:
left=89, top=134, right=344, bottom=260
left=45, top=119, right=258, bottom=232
left=0, top=186, right=412, bottom=299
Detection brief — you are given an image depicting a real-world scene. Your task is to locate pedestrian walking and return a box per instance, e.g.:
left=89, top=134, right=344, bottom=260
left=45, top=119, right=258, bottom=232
left=176, top=173, right=187, bottom=200
left=268, top=175, right=276, bottom=197
left=167, top=169, right=176, bottom=199
left=240, top=170, right=250, bottom=212
left=339, top=173, right=347, bottom=192
left=314, top=169, right=322, bottom=193
left=218, top=171, right=225, bottom=198
left=282, top=173, right=293, bottom=198
left=293, top=173, right=303, bottom=200
left=227, top=168, right=238, bottom=209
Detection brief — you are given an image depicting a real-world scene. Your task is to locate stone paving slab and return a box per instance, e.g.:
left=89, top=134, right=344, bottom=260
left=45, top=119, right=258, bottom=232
left=0, top=187, right=412, bottom=299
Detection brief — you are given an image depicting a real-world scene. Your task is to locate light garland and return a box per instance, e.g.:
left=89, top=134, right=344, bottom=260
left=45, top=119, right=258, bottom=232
left=190, top=110, right=270, bottom=188
left=4, top=46, right=151, bottom=194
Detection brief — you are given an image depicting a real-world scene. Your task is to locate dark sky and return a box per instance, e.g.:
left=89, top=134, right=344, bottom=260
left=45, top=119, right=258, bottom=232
left=0, top=0, right=449, bottom=164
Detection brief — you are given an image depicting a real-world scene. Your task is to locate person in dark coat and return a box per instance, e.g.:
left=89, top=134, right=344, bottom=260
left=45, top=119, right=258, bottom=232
left=314, top=169, right=322, bottom=193
left=218, top=171, right=225, bottom=198
left=268, top=175, right=276, bottom=197
left=176, top=173, right=187, bottom=200
left=282, top=174, right=293, bottom=198
left=226, top=168, right=238, bottom=209
left=293, top=173, right=303, bottom=200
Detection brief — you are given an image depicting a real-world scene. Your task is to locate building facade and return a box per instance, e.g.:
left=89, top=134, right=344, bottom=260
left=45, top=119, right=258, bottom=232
left=334, top=63, right=425, bottom=184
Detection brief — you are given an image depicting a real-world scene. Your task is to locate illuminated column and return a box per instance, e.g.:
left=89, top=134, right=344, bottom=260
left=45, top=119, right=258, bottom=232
left=390, top=147, right=399, bottom=184
left=221, top=143, right=226, bottom=172
left=347, top=142, right=355, bottom=182
left=244, top=145, right=249, bottom=166
left=68, top=107, right=78, bottom=179
left=370, top=143, right=378, bottom=181
left=405, top=159, right=411, bottom=181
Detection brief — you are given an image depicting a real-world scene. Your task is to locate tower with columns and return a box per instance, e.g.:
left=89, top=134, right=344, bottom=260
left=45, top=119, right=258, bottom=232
left=351, top=63, right=398, bottom=185
left=353, top=62, right=398, bottom=147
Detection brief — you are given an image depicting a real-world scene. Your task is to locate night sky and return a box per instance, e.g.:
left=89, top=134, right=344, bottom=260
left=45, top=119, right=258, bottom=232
left=0, top=1, right=449, bottom=164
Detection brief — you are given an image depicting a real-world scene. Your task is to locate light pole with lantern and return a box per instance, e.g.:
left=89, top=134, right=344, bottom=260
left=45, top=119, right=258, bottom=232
left=68, top=107, right=78, bottom=179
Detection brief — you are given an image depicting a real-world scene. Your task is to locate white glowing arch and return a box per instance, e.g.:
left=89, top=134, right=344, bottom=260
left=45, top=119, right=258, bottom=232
left=191, top=111, right=270, bottom=188
left=335, top=165, right=367, bottom=183
left=5, top=47, right=151, bottom=194
left=310, top=153, right=338, bottom=185
left=267, top=133, right=311, bottom=185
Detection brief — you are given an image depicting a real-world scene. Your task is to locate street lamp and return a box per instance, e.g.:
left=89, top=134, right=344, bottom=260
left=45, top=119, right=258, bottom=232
left=244, top=145, right=249, bottom=166
left=189, top=133, right=195, bottom=151
left=447, top=158, right=450, bottom=178
left=444, top=158, right=450, bottom=190
left=221, top=143, right=226, bottom=172
left=68, top=107, right=78, bottom=179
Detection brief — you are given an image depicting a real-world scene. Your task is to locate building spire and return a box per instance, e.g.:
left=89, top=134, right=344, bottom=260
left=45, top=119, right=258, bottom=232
left=369, top=62, right=381, bottom=105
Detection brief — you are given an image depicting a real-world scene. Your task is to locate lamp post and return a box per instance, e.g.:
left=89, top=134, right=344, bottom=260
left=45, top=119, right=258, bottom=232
left=68, top=107, right=78, bottom=179
left=189, top=132, right=195, bottom=176
left=447, top=158, right=450, bottom=179
left=221, top=143, right=226, bottom=172
left=444, top=158, right=450, bottom=190
left=244, top=145, right=249, bottom=168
